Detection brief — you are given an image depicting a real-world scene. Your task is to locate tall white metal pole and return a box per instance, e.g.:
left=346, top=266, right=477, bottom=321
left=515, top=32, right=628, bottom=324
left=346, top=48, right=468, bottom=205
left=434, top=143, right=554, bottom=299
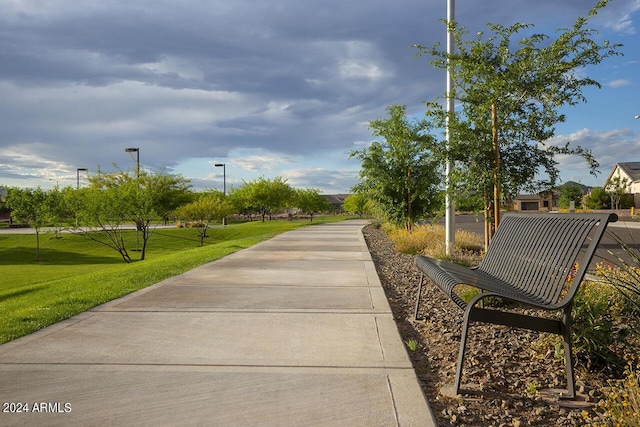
left=445, top=0, right=455, bottom=255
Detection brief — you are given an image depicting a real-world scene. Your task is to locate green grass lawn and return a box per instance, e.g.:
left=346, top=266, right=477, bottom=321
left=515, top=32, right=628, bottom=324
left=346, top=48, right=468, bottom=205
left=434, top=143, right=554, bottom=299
left=0, top=217, right=352, bottom=343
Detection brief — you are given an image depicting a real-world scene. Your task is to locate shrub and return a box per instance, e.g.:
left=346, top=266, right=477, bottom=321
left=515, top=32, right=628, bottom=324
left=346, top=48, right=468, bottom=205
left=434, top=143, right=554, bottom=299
left=593, top=364, right=640, bottom=426
left=571, top=281, right=628, bottom=373
left=385, top=223, right=483, bottom=266
left=595, top=242, right=640, bottom=313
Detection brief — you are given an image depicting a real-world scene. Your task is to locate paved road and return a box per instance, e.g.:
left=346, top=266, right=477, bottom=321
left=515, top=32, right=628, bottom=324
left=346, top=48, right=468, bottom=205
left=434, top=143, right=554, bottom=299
left=441, top=213, right=640, bottom=266
left=0, top=220, right=436, bottom=427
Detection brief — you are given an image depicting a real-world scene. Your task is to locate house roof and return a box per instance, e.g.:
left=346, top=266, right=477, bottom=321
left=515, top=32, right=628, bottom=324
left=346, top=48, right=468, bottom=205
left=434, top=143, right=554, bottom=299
left=321, top=194, right=351, bottom=206
left=516, top=194, right=544, bottom=201
left=606, top=162, right=640, bottom=184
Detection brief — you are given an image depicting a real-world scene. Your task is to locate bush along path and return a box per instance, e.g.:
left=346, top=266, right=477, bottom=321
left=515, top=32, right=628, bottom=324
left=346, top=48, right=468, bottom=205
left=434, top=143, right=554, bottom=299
left=362, top=224, right=639, bottom=427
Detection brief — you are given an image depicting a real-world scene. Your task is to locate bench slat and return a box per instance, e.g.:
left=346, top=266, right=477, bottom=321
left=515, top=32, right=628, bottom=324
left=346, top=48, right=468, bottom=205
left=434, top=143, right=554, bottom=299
left=478, top=214, right=604, bottom=307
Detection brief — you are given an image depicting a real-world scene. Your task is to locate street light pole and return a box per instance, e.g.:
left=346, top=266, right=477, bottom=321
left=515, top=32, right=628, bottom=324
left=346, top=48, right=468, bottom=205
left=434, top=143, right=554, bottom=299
left=214, top=163, right=226, bottom=195
left=445, top=0, right=456, bottom=255
left=215, top=163, right=227, bottom=226
left=76, top=168, right=88, bottom=189
left=124, top=147, right=140, bottom=177
left=75, top=168, right=88, bottom=227
left=124, top=147, right=141, bottom=251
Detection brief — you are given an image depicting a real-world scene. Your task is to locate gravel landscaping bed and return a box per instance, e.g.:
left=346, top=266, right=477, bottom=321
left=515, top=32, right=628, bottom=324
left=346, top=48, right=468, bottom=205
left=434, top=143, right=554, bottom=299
left=362, top=224, right=607, bottom=426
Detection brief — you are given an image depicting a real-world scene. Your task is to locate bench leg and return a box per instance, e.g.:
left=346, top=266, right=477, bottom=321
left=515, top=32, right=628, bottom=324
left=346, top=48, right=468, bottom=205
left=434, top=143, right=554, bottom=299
left=453, top=306, right=473, bottom=395
left=414, top=273, right=425, bottom=321
left=562, top=307, right=576, bottom=399
left=453, top=304, right=577, bottom=399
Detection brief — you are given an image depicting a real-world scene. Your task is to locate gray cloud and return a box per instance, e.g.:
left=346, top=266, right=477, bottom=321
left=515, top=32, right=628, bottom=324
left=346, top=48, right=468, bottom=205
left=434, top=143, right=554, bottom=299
left=0, top=0, right=637, bottom=192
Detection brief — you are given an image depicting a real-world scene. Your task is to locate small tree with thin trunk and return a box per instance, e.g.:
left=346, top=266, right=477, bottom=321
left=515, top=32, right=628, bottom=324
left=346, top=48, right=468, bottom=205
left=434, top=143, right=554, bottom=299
left=415, top=0, right=621, bottom=247
left=350, top=104, right=441, bottom=230
left=5, top=187, right=53, bottom=262
left=174, top=191, right=235, bottom=246
left=294, top=188, right=330, bottom=221
left=343, top=194, right=371, bottom=218
left=77, top=167, right=192, bottom=262
left=605, top=176, right=630, bottom=211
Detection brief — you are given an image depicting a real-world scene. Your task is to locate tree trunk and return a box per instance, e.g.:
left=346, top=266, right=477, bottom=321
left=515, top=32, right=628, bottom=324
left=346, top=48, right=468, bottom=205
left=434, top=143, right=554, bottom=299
left=484, top=201, right=494, bottom=252
left=407, top=166, right=412, bottom=232
left=35, top=229, right=41, bottom=262
left=139, top=220, right=152, bottom=261
left=492, top=102, right=500, bottom=233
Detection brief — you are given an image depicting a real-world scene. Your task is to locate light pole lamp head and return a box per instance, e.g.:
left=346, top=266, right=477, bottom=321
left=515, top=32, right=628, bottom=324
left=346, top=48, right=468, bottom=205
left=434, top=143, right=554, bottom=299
left=214, top=163, right=224, bottom=167
left=124, top=147, right=139, bottom=153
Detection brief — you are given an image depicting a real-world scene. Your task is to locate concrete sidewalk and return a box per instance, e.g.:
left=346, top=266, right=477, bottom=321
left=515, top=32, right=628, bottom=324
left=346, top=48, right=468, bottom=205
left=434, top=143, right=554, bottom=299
left=0, top=220, right=435, bottom=426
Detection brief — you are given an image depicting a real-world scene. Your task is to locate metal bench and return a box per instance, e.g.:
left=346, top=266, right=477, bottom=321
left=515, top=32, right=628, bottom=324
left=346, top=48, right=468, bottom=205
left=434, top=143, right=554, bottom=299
left=414, top=212, right=617, bottom=398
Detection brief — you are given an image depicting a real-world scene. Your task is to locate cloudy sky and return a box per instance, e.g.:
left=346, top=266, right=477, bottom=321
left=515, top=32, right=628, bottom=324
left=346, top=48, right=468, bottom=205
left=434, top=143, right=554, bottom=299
left=1, top=0, right=639, bottom=194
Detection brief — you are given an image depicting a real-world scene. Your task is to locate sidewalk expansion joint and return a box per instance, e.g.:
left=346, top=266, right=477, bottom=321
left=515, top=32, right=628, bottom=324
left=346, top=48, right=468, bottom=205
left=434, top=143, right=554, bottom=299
left=0, top=362, right=417, bottom=370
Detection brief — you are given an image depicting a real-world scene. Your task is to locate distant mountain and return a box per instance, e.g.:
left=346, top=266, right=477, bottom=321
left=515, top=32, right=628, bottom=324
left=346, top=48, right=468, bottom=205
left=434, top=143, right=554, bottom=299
left=556, top=181, right=593, bottom=194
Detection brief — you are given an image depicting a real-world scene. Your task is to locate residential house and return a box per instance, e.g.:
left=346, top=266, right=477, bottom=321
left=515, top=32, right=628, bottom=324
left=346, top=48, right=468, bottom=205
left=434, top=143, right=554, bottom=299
left=513, top=182, right=591, bottom=212
left=513, top=193, right=555, bottom=211
left=321, top=194, right=351, bottom=213
left=606, top=162, right=640, bottom=207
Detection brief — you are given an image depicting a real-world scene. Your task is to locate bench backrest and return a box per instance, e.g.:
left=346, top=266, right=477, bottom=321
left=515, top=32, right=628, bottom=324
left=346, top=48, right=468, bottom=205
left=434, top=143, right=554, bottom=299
left=478, top=212, right=617, bottom=308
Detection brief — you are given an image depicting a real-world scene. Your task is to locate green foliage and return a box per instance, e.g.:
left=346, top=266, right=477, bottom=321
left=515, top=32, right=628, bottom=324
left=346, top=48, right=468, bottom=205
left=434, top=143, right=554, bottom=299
left=596, top=233, right=640, bottom=313
left=233, top=177, right=295, bottom=222
left=342, top=194, right=371, bottom=218
left=228, top=184, right=258, bottom=220
left=78, top=168, right=192, bottom=261
left=584, top=187, right=610, bottom=210
left=526, top=379, right=541, bottom=397
left=606, top=176, right=631, bottom=210
left=454, top=191, right=484, bottom=213
left=5, top=187, right=59, bottom=261
left=594, top=364, right=640, bottom=426
left=405, top=338, right=419, bottom=352
left=294, top=188, right=330, bottom=221
left=558, top=183, right=584, bottom=209
left=174, top=191, right=236, bottom=246
left=0, top=186, right=8, bottom=217
left=415, top=1, right=621, bottom=229
left=350, top=104, right=441, bottom=230
left=572, top=281, right=628, bottom=373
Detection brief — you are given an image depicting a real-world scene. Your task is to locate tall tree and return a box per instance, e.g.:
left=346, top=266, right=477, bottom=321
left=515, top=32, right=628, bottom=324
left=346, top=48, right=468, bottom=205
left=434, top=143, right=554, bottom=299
left=350, top=104, right=441, bottom=230
left=415, top=0, right=621, bottom=245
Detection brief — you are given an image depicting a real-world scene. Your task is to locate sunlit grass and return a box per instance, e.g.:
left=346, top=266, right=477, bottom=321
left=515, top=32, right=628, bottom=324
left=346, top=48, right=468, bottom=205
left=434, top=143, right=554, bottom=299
left=0, top=217, right=351, bottom=343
